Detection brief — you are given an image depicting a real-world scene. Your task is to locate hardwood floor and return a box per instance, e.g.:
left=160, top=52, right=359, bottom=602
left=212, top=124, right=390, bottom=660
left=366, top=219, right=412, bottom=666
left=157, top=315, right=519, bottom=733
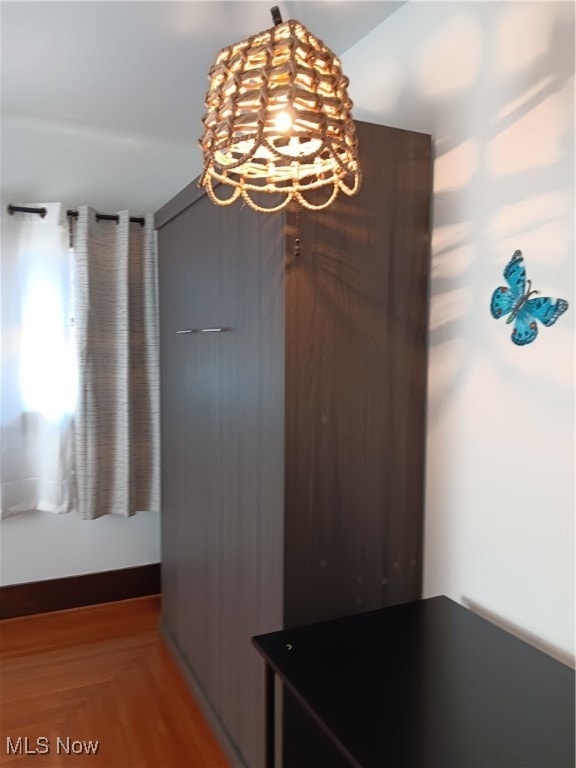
left=0, top=596, right=229, bottom=768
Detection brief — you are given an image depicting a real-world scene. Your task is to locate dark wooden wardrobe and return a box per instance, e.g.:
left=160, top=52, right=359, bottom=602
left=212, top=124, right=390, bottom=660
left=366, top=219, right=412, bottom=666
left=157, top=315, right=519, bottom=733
left=155, top=121, right=432, bottom=767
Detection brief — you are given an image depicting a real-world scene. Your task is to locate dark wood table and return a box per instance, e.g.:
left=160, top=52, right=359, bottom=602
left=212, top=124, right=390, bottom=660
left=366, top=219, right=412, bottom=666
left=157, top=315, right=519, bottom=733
left=252, top=596, right=575, bottom=767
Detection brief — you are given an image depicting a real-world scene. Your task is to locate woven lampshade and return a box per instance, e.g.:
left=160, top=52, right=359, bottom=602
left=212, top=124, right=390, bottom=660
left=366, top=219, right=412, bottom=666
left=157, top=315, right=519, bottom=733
left=198, top=15, right=361, bottom=212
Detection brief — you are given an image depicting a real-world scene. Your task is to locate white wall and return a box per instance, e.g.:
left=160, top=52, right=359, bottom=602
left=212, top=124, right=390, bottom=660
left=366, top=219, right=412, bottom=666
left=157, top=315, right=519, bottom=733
left=1, top=114, right=196, bottom=215
left=343, top=1, right=574, bottom=664
left=0, top=510, right=160, bottom=585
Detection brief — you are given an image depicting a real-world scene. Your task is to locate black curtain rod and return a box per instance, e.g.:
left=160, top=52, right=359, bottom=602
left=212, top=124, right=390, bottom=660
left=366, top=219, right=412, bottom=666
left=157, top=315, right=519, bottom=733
left=6, top=204, right=144, bottom=226
left=67, top=210, right=145, bottom=226
left=7, top=204, right=47, bottom=217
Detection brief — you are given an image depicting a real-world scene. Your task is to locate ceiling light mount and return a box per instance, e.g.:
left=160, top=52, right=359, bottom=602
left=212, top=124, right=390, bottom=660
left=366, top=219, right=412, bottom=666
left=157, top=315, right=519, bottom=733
left=198, top=7, right=361, bottom=213
left=270, top=6, right=283, bottom=26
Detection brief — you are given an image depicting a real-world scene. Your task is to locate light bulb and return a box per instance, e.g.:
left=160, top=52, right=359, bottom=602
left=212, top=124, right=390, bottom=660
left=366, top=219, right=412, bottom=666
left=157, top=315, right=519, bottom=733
left=275, top=111, right=293, bottom=133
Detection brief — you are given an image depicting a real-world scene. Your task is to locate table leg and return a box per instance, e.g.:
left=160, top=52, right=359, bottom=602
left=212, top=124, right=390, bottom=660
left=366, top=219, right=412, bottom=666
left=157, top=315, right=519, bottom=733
left=265, top=663, right=275, bottom=768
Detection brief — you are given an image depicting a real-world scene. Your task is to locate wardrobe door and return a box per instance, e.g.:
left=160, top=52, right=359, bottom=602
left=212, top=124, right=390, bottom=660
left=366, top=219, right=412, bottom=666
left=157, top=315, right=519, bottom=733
left=158, top=196, right=225, bottom=703
left=217, top=205, right=285, bottom=768
left=159, top=194, right=285, bottom=768
left=176, top=196, right=228, bottom=700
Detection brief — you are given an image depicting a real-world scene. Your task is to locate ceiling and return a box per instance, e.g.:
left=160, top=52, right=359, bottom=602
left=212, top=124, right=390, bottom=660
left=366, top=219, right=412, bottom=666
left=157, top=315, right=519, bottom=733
left=1, top=1, right=404, bottom=213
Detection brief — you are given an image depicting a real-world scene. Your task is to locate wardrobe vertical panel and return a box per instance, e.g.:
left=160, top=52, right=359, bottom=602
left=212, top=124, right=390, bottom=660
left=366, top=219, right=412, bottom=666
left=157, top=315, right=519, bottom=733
left=158, top=214, right=189, bottom=649
left=176, top=196, right=225, bottom=707
left=381, top=126, right=432, bottom=605
left=158, top=197, right=224, bottom=710
left=218, top=205, right=285, bottom=767
left=283, top=121, right=431, bottom=628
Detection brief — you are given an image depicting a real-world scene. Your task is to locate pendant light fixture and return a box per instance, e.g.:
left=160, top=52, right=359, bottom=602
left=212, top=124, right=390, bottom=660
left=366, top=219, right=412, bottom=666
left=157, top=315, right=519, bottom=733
left=198, top=6, right=361, bottom=213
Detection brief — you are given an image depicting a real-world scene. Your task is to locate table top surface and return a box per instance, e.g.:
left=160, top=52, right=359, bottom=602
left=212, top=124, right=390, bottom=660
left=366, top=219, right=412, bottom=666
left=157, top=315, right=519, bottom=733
left=252, top=596, right=575, bottom=768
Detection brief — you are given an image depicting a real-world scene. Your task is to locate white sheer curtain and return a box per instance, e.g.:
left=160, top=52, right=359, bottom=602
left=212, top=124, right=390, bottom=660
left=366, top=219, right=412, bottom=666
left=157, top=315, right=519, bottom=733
left=0, top=202, right=76, bottom=518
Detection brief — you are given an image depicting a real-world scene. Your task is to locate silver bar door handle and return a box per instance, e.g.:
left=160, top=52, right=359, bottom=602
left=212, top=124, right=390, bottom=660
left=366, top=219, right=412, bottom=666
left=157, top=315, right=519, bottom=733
left=176, top=327, right=230, bottom=334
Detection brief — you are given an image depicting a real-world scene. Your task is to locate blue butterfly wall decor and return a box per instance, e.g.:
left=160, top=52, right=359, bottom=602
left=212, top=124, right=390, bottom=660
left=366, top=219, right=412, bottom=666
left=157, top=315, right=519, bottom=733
left=490, top=250, right=568, bottom=345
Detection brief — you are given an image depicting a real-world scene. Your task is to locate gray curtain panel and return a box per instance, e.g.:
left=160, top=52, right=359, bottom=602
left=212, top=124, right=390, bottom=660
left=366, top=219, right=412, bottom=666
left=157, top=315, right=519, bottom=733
left=72, top=207, right=160, bottom=519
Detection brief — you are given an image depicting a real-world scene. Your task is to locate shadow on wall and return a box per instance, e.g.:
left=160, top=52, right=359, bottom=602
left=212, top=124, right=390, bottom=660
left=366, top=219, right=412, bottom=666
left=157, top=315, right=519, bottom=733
left=463, top=595, right=575, bottom=669
left=425, top=4, right=574, bottom=427
left=350, top=2, right=574, bottom=423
